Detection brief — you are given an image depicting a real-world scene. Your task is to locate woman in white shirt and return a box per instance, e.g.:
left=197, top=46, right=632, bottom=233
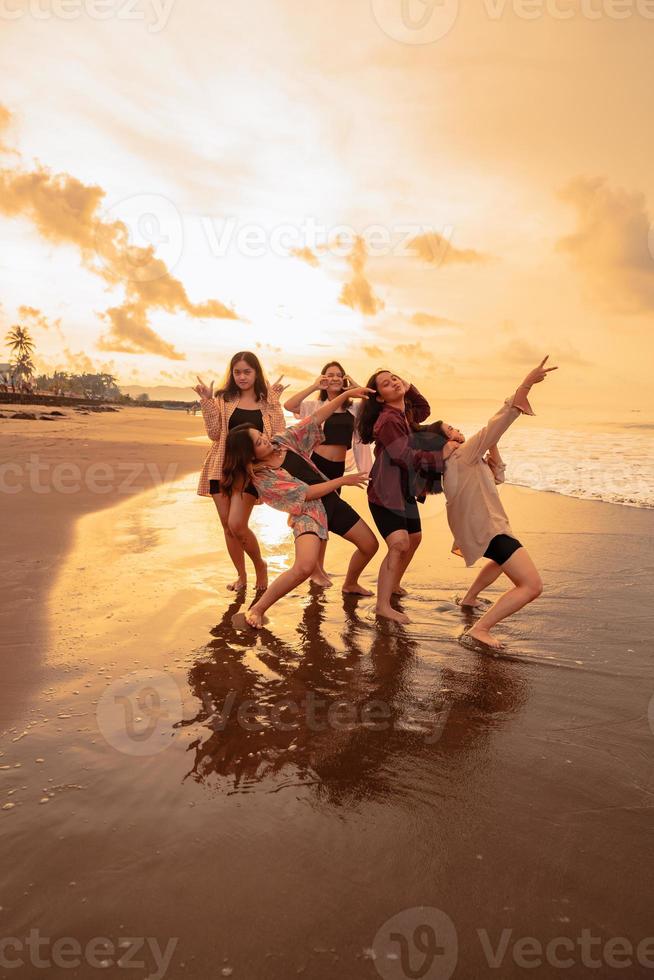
left=439, top=357, right=558, bottom=649
left=284, top=362, right=373, bottom=586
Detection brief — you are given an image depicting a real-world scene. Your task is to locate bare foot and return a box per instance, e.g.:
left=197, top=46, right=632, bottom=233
left=465, top=626, right=504, bottom=650
left=245, top=609, right=264, bottom=629
left=227, top=578, right=246, bottom=592
left=376, top=605, right=411, bottom=624
left=255, top=563, right=268, bottom=590
left=310, top=573, right=333, bottom=587
left=393, top=586, right=408, bottom=597
left=342, top=583, right=373, bottom=596
left=456, top=595, right=491, bottom=611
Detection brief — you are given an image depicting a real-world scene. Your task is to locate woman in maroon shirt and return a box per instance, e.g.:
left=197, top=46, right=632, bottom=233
left=357, top=370, right=458, bottom=623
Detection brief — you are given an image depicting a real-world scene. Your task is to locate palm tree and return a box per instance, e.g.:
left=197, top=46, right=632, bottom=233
left=6, top=325, right=35, bottom=384
left=6, top=325, right=35, bottom=360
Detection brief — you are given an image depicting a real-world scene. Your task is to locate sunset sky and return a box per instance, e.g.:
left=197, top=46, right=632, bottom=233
left=1, top=0, right=653, bottom=413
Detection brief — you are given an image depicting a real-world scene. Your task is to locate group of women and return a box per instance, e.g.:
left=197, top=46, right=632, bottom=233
left=193, top=352, right=557, bottom=649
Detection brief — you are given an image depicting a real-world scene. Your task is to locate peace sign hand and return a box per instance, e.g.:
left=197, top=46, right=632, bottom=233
left=193, top=376, right=214, bottom=399
left=270, top=374, right=290, bottom=398
left=522, top=356, right=559, bottom=388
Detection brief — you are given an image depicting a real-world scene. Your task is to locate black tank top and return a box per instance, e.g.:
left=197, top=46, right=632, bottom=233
left=322, top=410, right=354, bottom=447
left=229, top=407, right=264, bottom=432
left=280, top=449, right=325, bottom=486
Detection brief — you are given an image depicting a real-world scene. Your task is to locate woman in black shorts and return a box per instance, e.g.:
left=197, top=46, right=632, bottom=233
left=438, top=357, right=558, bottom=649
left=220, top=385, right=379, bottom=629
left=284, top=361, right=373, bottom=585
left=356, top=370, right=456, bottom=624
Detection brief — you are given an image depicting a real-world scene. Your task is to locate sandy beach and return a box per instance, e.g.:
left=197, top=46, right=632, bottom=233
left=1, top=409, right=654, bottom=979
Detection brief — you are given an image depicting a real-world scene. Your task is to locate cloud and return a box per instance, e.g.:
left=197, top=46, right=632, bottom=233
left=557, top=176, right=654, bottom=314
left=17, top=305, right=53, bottom=331
left=273, top=363, right=314, bottom=381
left=338, top=236, right=385, bottom=316
left=408, top=231, right=489, bottom=267
left=290, top=246, right=320, bottom=267
left=393, top=342, right=435, bottom=365
left=0, top=107, right=239, bottom=359
left=410, top=312, right=458, bottom=328
left=362, top=345, right=384, bottom=359
left=498, top=322, right=589, bottom=367
left=0, top=104, right=18, bottom=156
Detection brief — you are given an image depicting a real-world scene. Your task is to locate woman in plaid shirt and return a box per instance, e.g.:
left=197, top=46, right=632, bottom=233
left=193, top=352, right=287, bottom=592
left=220, top=385, right=378, bottom=629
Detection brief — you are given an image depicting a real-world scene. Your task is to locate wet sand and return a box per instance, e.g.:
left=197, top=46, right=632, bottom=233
left=0, top=405, right=204, bottom=723
left=1, top=424, right=654, bottom=979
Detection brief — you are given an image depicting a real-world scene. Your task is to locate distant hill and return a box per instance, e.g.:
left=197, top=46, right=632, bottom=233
left=123, top=385, right=195, bottom=402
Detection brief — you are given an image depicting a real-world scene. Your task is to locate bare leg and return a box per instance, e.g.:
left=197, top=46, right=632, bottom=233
left=393, top=531, right=422, bottom=595
left=341, top=519, right=379, bottom=596
left=376, top=530, right=411, bottom=624
left=310, top=536, right=332, bottom=587
left=213, top=492, right=246, bottom=590
left=460, top=559, right=503, bottom=608
left=228, top=492, right=268, bottom=590
left=466, top=548, right=543, bottom=649
left=245, top=534, right=321, bottom=628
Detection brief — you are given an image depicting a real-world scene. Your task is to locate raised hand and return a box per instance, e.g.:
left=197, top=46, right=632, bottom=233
left=270, top=374, right=289, bottom=398
left=344, top=386, right=376, bottom=400
left=193, top=375, right=214, bottom=399
left=521, top=356, right=558, bottom=388
left=315, top=374, right=330, bottom=391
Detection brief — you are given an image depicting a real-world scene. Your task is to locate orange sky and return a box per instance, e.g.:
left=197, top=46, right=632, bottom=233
left=1, top=0, right=653, bottom=413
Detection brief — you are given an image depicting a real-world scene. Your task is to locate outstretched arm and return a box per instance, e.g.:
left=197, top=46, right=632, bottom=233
left=284, top=376, right=325, bottom=415
left=457, top=357, right=558, bottom=463
left=312, top=386, right=374, bottom=426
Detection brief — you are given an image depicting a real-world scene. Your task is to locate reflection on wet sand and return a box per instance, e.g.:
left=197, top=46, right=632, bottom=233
left=178, top=591, right=529, bottom=804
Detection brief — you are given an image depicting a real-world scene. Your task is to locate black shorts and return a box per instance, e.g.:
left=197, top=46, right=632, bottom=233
left=322, top=491, right=360, bottom=537
left=368, top=497, right=422, bottom=539
left=483, top=533, right=522, bottom=565
left=209, top=479, right=258, bottom=499
left=311, top=452, right=346, bottom=493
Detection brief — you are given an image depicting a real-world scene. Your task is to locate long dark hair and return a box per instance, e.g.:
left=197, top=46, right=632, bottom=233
left=220, top=423, right=259, bottom=497
left=319, top=360, right=351, bottom=409
left=356, top=369, right=421, bottom=444
left=216, top=351, right=269, bottom=402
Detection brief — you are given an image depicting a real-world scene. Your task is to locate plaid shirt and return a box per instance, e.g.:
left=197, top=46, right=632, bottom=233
left=251, top=416, right=331, bottom=540
left=197, top=387, right=286, bottom=496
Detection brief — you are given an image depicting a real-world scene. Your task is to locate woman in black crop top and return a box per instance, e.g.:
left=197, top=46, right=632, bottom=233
left=284, top=361, right=372, bottom=586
